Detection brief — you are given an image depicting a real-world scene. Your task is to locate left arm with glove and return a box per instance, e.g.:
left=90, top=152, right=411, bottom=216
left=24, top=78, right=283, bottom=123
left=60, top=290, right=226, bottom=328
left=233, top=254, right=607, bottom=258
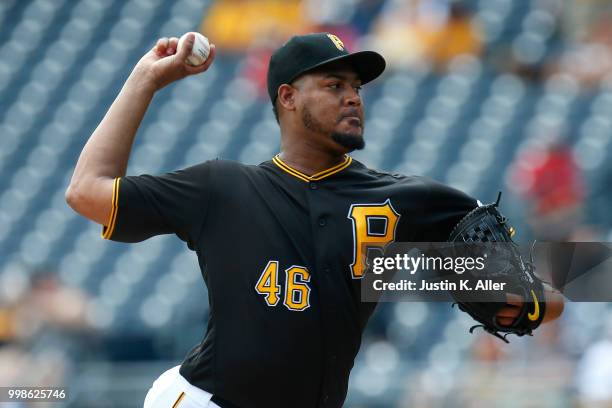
left=448, top=194, right=564, bottom=341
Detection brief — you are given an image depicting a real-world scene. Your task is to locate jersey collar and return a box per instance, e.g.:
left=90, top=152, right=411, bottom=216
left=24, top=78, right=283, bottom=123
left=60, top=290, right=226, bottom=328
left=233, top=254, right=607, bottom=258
left=272, top=154, right=352, bottom=182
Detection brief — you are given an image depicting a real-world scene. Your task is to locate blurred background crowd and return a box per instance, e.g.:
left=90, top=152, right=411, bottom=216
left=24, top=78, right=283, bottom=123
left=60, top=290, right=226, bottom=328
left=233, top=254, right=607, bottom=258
left=1, top=0, right=612, bottom=406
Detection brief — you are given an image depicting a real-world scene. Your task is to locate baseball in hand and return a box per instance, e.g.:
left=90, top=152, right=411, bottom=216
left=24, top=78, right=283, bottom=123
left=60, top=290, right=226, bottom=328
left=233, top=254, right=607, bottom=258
left=178, top=32, right=210, bottom=66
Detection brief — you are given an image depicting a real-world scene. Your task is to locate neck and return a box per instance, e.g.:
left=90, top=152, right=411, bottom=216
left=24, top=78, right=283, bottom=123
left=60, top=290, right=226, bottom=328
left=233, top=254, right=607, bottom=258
left=278, top=139, right=347, bottom=176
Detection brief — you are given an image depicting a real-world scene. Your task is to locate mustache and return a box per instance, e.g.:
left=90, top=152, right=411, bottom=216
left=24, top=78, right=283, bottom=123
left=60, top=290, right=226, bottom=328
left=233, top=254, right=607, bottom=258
left=337, top=109, right=362, bottom=123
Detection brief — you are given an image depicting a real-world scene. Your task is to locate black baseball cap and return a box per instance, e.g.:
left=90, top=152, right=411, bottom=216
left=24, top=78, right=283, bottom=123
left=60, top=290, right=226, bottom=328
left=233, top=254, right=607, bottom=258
left=267, top=32, right=386, bottom=104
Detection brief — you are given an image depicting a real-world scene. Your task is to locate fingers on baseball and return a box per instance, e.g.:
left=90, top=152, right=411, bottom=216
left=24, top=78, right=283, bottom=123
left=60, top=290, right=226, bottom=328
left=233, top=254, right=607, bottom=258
left=166, top=37, right=179, bottom=55
left=155, top=37, right=170, bottom=56
left=177, top=33, right=195, bottom=60
left=183, top=43, right=216, bottom=74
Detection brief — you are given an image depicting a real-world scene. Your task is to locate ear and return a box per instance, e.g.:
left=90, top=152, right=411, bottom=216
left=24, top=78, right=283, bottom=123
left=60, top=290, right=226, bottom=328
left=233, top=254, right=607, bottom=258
left=277, top=84, right=297, bottom=113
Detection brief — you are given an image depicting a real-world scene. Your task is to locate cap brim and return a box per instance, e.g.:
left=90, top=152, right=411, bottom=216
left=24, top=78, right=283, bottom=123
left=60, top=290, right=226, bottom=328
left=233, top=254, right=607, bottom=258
left=291, top=50, right=386, bottom=86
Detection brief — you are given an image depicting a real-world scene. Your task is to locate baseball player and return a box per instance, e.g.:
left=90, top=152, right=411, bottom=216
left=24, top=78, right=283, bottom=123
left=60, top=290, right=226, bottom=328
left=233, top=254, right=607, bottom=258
left=66, top=33, right=564, bottom=408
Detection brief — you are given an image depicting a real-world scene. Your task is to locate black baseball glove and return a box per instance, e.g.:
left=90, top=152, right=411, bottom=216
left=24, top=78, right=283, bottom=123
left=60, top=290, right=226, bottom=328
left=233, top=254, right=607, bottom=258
left=447, top=193, right=546, bottom=342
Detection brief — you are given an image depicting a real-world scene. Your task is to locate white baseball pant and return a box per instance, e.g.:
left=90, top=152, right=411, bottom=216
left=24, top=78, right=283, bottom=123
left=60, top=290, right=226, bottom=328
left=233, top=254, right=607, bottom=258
left=143, top=365, right=222, bottom=408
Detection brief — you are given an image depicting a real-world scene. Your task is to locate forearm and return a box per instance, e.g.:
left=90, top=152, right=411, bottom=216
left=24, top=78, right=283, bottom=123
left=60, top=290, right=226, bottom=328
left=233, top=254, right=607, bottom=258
left=66, top=34, right=216, bottom=225
left=66, top=67, right=156, bottom=224
left=80, top=67, right=155, bottom=178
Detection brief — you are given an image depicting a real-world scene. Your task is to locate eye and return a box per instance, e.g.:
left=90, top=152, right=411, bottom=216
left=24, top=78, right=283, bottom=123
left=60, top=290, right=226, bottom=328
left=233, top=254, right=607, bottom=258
left=328, top=83, right=340, bottom=89
left=354, top=86, right=362, bottom=93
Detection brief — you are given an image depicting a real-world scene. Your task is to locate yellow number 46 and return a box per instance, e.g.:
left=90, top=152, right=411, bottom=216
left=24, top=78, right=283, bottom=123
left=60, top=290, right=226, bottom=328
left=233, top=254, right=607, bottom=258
left=255, top=261, right=311, bottom=311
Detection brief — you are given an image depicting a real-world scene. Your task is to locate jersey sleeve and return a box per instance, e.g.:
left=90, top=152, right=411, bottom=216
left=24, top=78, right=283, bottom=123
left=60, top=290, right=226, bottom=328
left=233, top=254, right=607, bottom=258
left=418, top=178, right=479, bottom=241
left=101, top=161, right=214, bottom=247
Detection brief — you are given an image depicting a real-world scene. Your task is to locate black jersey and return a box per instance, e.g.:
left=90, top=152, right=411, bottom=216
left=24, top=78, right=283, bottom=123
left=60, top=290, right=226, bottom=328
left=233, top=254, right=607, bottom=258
left=103, top=156, right=477, bottom=408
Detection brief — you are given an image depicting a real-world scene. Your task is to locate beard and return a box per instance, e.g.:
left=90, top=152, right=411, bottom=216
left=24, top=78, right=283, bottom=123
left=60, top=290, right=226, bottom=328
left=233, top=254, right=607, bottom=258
left=331, top=131, right=365, bottom=151
left=301, top=106, right=365, bottom=151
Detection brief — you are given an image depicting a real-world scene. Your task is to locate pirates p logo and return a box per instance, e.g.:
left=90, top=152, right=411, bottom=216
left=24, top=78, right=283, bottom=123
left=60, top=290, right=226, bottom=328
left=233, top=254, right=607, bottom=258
left=327, top=34, right=345, bottom=51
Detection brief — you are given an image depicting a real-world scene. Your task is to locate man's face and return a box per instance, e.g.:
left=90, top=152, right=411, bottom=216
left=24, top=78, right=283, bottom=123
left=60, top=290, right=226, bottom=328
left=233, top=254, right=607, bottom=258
left=292, top=63, right=365, bottom=151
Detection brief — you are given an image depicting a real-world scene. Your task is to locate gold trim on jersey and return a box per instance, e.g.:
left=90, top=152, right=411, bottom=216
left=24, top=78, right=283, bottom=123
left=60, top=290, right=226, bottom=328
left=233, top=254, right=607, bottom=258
left=272, top=154, right=352, bottom=182
left=101, top=178, right=121, bottom=240
left=172, top=392, right=186, bottom=408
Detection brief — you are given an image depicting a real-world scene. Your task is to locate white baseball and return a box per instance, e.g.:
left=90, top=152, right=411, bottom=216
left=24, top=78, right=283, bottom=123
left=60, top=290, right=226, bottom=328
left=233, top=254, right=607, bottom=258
left=178, top=32, right=210, bottom=66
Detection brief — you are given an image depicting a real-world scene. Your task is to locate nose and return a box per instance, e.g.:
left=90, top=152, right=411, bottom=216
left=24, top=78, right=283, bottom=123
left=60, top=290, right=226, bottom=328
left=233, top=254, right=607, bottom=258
left=345, top=88, right=361, bottom=107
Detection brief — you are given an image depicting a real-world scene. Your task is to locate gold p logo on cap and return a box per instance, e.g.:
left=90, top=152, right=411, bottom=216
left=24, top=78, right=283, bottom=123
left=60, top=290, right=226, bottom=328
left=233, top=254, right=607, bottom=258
left=327, top=34, right=345, bottom=51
